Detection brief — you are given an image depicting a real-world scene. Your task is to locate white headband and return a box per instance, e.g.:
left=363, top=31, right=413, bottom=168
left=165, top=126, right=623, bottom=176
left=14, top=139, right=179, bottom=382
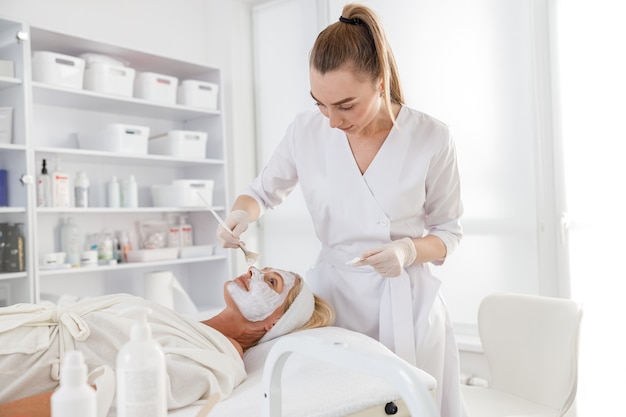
left=258, top=277, right=315, bottom=343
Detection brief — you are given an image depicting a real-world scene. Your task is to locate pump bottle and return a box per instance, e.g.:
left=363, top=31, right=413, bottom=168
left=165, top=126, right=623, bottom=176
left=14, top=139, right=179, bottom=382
left=37, top=159, right=50, bottom=207
left=51, top=350, right=97, bottom=417
left=116, top=308, right=167, bottom=417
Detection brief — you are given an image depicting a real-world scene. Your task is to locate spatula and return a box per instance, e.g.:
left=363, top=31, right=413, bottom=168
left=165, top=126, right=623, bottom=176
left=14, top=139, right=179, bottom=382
left=197, top=192, right=260, bottom=265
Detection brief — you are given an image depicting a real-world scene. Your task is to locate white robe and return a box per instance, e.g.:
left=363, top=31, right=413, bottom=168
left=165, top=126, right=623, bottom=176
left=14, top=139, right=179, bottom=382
left=0, top=293, right=245, bottom=417
left=246, top=106, right=466, bottom=417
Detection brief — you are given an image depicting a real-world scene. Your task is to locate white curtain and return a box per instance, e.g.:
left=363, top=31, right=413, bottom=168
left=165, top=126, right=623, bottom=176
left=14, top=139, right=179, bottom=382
left=556, top=0, right=626, bottom=414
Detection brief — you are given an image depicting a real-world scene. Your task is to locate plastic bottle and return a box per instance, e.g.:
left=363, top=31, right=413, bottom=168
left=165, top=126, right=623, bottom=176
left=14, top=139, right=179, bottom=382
left=117, top=230, right=132, bottom=263
left=4, top=223, right=25, bottom=272
left=61, top=218, right=81, bottom=266
left=116, top=308, right=167, bottom=417
left=74, top=171, right=90, bottom=208
left=179, top=215, right=193, bottom=247
left=51, top=158, right=71, bottom=207
left=97, top=231, right=114, bottom=264
left=167, top=214, right=181, bottom=248
left=50, top=350, right=97, bottom=417
left=121, top=175, right=138, bottom=208
left=107, top=176, right=120, bottom=208
left=36, top=159, right=50, bottom=207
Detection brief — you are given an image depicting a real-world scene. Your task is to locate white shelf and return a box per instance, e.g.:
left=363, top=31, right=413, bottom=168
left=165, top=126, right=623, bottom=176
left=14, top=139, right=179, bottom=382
left=38, top=254, right=227, bottom=277
left=32, top=82, right=219, bottom=121
left=0, top=207, right=26, bottom=214
left=0, top=271, right=28, bottom=281
left=0, top=143, right=27, bottom=152
left=0, top=76, right=20, bottom=90
left=36, top=206, right=226, bottom=214
left=34, top=146, right=224, bottom=167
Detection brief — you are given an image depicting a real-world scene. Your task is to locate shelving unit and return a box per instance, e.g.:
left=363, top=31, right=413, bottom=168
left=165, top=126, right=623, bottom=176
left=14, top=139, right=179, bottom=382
left=0, top=16, right=32, bottom=308
left=0, top=17, right=232, bottom=312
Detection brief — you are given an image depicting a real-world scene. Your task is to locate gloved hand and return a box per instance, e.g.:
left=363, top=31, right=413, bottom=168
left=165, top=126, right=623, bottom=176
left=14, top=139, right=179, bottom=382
left=355, top=237, right=417, bottom=277
left=216, top=210, right=250, bottom=248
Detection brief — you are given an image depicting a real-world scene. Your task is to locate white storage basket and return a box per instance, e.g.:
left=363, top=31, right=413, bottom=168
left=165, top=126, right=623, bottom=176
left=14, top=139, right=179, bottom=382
left=151, top=179, right=214, bottom=208
left=148, top=130, right=207, bottom=159
left=32, top=51, right=85, bottom=89
left=84, top=62, right=135, bottom=97
left=134, top=72, right=178, bottom=105
left=177, top=80, right=219, bottom=110
left=78, top=123, right=149, bottom=155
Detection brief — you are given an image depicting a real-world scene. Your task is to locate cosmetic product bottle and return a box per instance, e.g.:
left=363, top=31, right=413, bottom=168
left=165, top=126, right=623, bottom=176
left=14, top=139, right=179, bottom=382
left=51, top=158, right=71, bottom=207
left=74, top=171, right=90, bottom=208
left=36, top=159, right=50, bottom=207
left=117, top=230, right=132, bottom=263
left=107, top=176, right=120, bottom=208
left=179, top=215, right=193, bottom=247
left=121, top=175, right=138, bottom=208
left=61, top=218, right=81, bottom=266
left=50, top=350, right=97, bottom=417
left=116, top=308, right=167, bottom=417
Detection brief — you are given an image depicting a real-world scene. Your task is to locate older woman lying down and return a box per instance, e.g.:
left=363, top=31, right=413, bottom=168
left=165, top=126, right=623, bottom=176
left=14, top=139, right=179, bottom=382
left=0, top=266, right=334, bottom=417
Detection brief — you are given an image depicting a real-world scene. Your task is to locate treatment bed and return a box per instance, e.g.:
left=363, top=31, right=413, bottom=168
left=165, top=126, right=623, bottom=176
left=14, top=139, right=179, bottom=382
left=168, top=326, right=438, bottom=417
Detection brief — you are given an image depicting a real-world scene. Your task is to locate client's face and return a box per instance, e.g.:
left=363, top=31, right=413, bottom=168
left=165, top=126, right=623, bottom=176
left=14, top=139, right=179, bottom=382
left=226, top=266, right=296, bottom=322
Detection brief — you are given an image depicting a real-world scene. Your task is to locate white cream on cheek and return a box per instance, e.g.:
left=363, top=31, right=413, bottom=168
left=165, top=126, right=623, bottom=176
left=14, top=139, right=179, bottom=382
left=227, top=267, right=296, bottom=322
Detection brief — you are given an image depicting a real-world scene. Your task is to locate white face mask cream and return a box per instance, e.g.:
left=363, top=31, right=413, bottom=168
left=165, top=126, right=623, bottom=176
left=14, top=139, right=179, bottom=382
left=227, top=267, right=296, bottom=322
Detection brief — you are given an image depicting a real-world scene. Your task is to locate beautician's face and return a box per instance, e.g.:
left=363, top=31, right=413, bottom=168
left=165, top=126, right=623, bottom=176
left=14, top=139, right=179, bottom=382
left=225, top=267, right=296, bottom=322
left=310, top=64, right=383, bottom=135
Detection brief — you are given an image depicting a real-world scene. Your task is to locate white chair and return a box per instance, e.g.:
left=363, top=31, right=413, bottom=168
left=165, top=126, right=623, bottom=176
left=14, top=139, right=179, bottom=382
left=462, top=293, right=583, bottom=417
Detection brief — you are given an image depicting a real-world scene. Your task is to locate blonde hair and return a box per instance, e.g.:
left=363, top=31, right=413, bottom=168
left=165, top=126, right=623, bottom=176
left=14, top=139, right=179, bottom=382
left=310, top=3, right=404, bottom=123
left=284, top=274, right=335, bottom=330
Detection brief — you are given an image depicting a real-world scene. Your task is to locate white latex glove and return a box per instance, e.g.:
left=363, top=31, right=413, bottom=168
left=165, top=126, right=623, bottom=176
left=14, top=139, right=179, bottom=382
left=355, top=237, right=417, bottom=277
left=216, top=210, right=250, bottom=248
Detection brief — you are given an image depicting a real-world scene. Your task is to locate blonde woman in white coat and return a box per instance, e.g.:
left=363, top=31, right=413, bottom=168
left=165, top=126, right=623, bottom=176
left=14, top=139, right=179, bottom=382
left=217, top=4, right=466, bottom=417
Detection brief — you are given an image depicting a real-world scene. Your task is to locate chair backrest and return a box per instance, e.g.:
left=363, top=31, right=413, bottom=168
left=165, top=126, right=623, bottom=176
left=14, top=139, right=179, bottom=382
left=478, top=293, right=583, bottom=415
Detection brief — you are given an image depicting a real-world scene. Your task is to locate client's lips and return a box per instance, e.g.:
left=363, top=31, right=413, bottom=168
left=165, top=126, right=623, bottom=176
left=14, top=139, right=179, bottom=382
left=235, top=276, right=250, bottom=291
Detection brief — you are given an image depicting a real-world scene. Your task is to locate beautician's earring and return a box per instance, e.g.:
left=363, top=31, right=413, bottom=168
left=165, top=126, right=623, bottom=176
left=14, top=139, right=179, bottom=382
left=380, top=90, right=385, bottom=98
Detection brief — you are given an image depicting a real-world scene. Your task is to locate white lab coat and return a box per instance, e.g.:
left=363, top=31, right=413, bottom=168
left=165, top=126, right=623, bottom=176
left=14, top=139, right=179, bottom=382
left=246, top=106, right=466, bottom=417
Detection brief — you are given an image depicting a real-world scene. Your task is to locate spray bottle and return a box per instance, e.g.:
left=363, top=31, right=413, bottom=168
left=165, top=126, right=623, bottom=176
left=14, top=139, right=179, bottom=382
left=50, top=350, right=97, bottom=417
left=116, top=307, right=167, bottom=417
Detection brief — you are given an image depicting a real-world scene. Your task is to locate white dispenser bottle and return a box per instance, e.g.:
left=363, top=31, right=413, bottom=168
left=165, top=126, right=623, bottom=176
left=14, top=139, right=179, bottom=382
left=61, top=217, right=81, bottom=266
left=107, top=176, right=120, bottom=208
left=121, top=175, right=138, bottom=208
left=36, top=158, right=50, bottom=207
left=51, top=158, right=71, bottom=207
left=116, top=308, right=167, bottom=417
left=74, top=171, right=90, bottom=208
left=51, top=350, right=97, bottom=417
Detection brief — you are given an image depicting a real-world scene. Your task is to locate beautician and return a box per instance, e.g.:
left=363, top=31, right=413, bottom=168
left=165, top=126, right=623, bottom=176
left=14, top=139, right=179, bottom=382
left=217, top=3, right=465, bottom=417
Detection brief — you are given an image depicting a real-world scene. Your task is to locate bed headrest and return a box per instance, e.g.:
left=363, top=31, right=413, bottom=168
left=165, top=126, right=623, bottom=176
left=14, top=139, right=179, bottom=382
left=258, top=277, right=314, bottom=343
